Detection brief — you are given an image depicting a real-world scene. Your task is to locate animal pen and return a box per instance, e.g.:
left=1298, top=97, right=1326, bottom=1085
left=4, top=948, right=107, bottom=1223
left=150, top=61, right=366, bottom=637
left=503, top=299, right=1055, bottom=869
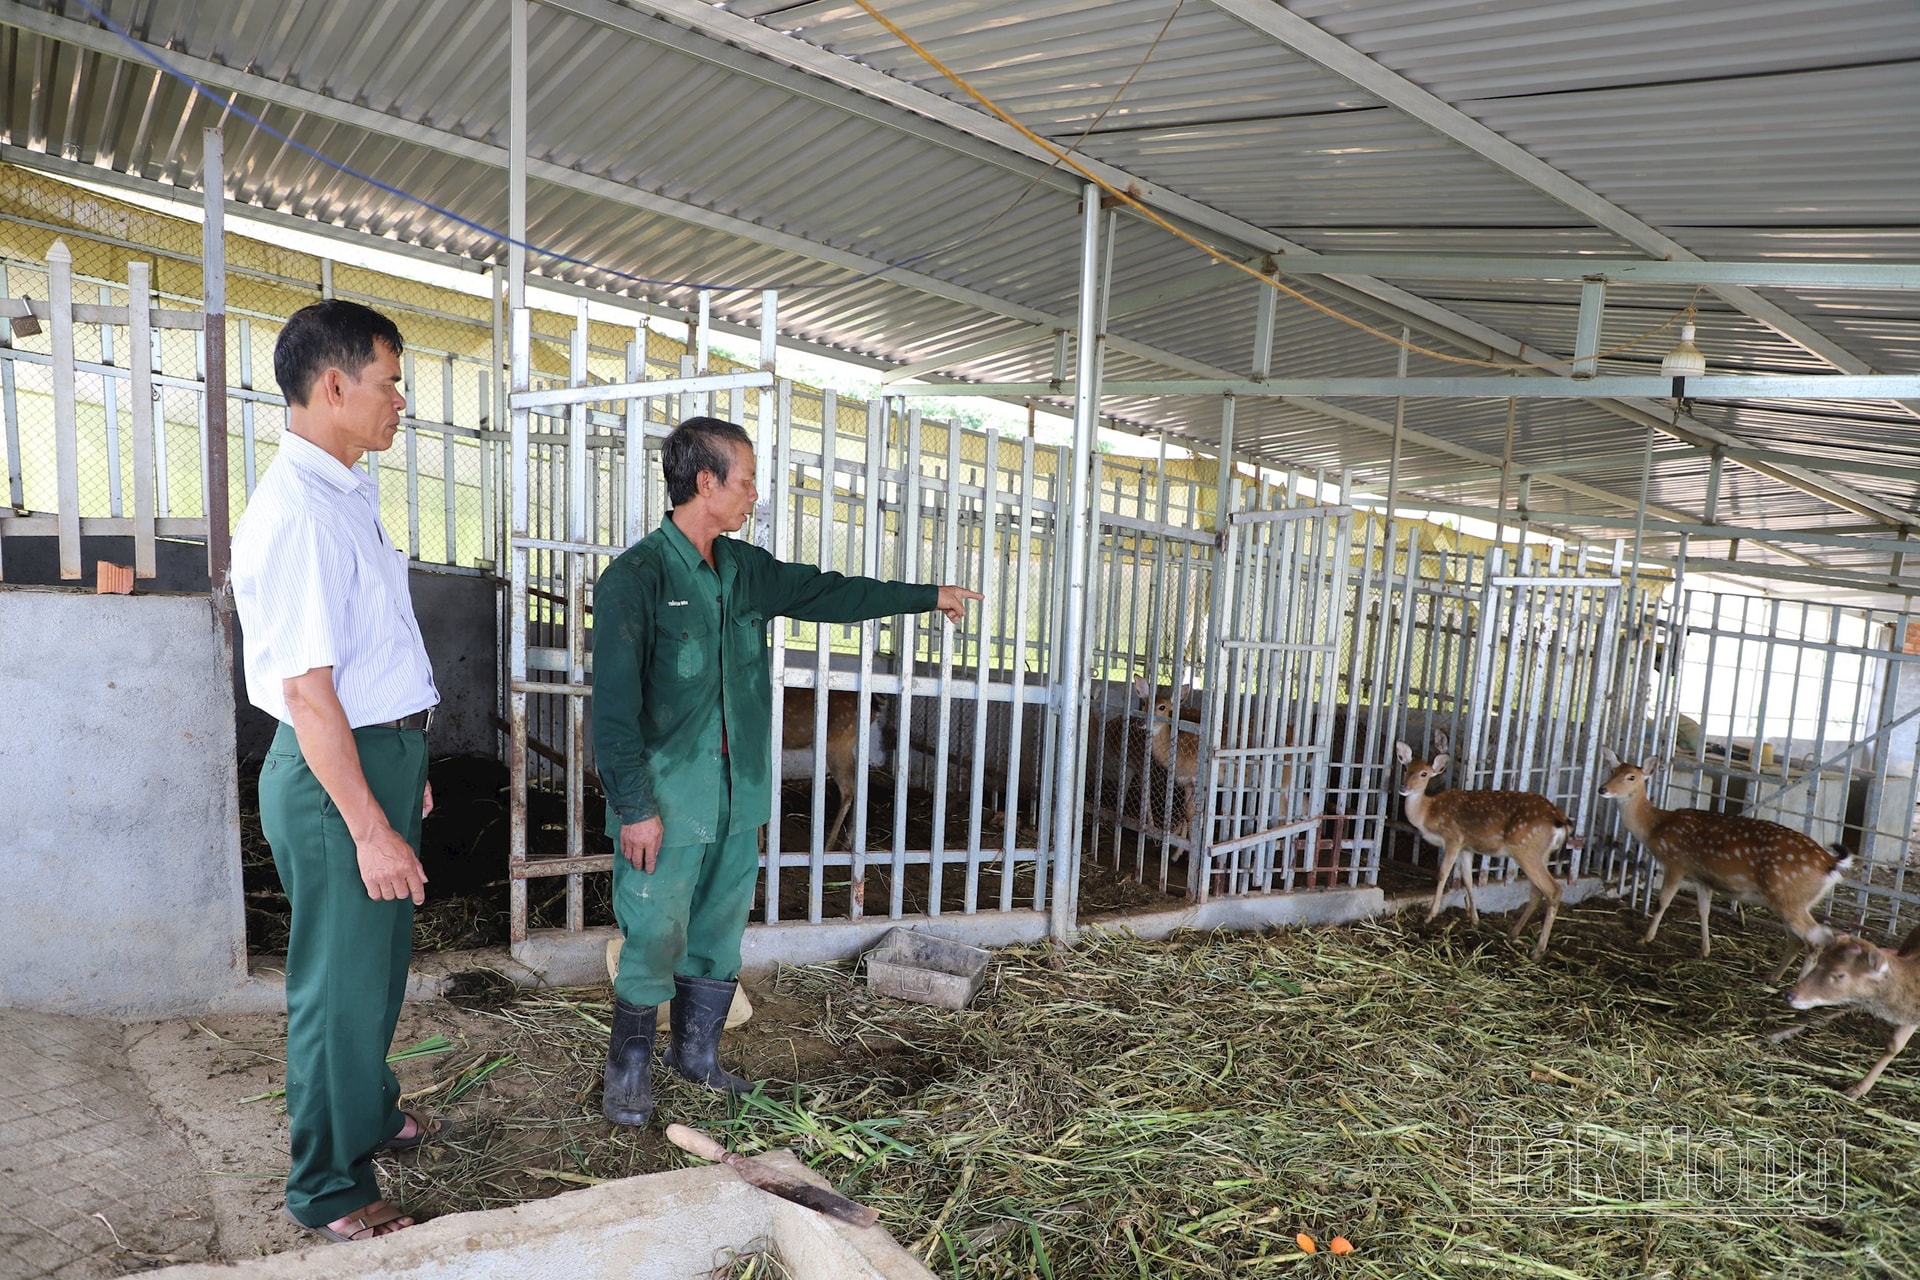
left=7, top=164, right=1920, bottom=964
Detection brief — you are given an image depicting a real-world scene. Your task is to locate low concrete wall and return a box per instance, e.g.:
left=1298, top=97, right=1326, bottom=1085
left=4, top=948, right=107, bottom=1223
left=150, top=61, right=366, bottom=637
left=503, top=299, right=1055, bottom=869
left=213, top=876, right=1621, bottom=1017
left=1, top=538, right=498, bottom=762
left=147, top=1152, right=932, bottom=1280
left=0, top=588, right=249, bottom=1018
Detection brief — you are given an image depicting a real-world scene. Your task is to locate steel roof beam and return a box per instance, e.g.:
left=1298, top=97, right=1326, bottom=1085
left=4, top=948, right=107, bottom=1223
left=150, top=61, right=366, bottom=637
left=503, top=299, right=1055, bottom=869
left=1203, top=0, right=1920, bottom=526
left=1204, top=0, right=1894, bottom=376
left=7, top=3, right=1897, bottom=539
left=897, top=376, right=1920, bottom=401
left=1267, top=256, right=1920, bottom=290
left=1341, top=498, right=1920, bottom=557
left=0, top=4, right=1081, bottom=330
left=578, top=0, right=1913, bottom=527
left=555, top=0, right=1300, bottom=258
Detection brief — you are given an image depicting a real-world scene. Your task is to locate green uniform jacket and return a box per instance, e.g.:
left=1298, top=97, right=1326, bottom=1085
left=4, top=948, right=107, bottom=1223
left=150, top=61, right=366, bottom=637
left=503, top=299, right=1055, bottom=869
left=592, top=515, right=937, bottom=845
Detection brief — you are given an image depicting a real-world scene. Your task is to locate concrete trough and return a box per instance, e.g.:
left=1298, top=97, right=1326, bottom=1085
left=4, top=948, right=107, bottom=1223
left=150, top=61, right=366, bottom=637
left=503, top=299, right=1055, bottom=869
left=147, top=1152, right=932, bottom=1280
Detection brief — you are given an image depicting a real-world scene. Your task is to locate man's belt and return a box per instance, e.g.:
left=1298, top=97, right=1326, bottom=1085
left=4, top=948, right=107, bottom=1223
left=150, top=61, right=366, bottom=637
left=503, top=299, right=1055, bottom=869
left=375, top=708, right=436, bottom=734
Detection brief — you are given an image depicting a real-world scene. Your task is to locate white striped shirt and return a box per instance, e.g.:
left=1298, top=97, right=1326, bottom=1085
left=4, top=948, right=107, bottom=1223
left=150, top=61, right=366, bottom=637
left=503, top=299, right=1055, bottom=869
left=231, top=430, right=439, bottom=727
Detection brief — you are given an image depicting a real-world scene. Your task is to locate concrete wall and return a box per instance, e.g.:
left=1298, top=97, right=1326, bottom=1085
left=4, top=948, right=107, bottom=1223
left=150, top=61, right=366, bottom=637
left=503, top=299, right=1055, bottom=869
left=3, top=538, right=499, bottom=762
left=233, top=567, right=498, bottom=763
left=147, top=1153, right=933, bottom=1280
left=0, top=588, right=249, bottom=1018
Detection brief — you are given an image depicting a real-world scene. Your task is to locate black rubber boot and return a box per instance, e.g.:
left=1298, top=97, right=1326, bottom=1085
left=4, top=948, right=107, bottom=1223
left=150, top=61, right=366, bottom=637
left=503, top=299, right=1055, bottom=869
left=663, top=975, right=754, bottom=1094
left=602, top=998, right=656, bottom=1126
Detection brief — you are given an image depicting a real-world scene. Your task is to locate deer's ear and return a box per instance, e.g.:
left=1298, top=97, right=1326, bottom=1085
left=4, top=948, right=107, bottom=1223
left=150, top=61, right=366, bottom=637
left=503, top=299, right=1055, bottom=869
left=1601, top=746, right=1620, bottom=771
left=1395, top=741, right=1412, bottom=764
left=1434, top=729, right=1452, bottom=752
left=1644, top=757, right=1665, bottom=777
left=1132, top=676, right=1150, bottom=699
left=1431, top=753, right=1451, bottom=774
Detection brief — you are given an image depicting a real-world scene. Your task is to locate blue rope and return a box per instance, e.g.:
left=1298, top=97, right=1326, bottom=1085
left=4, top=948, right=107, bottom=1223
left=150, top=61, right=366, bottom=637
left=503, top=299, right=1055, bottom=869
left=68, top=0, right=953, bottom=296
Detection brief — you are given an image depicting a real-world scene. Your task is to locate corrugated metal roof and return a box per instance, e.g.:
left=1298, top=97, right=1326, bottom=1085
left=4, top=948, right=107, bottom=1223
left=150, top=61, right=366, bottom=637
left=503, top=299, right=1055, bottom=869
left=2, top=0, right=1917, bottom=591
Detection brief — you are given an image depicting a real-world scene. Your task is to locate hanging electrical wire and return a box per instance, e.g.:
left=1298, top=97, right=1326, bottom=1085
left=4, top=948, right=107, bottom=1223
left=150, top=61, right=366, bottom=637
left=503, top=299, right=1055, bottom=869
left=65, top=0, right=1002, bottom=296
left=70, top=0, right=1704, bottom=371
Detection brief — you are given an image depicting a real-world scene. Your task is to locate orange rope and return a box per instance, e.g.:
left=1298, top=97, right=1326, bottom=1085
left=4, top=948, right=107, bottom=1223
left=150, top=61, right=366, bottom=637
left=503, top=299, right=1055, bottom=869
left=852, top=0, right=1695, bottom=375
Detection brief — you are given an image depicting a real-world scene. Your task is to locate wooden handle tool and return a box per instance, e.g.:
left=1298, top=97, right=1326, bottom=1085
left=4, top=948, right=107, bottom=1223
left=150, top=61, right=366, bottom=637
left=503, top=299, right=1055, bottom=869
left=664, top=1124, right=881, bottom=1229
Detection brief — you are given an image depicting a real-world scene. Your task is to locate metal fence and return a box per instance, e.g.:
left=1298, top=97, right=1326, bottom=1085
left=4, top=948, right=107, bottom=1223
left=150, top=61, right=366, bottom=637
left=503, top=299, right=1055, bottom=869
left=1632, top=591, right=1920, bottom=939
left=1079, top=463, right=1672, bottom=911
left=11, top=167, right=1920, bottom=950
left=500, top=296, right=1081, bottom=939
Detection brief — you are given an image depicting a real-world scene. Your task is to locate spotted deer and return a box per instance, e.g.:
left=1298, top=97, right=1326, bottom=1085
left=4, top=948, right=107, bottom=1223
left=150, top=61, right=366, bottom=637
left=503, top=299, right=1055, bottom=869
left=1772, top=926, right=1920, bottom=1099
left=1395, top=739, right=1570, bottom=959
left=779, top=688, right=880, bottom=850
left=1597, top=749, right=1851, bottom=981
left=1145, top=691, right=1202, bottom=789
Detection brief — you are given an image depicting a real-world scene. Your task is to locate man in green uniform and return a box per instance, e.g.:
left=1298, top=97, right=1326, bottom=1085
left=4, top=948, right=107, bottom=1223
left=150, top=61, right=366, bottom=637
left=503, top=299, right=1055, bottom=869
left=591, top=415, right=979, bottom=1126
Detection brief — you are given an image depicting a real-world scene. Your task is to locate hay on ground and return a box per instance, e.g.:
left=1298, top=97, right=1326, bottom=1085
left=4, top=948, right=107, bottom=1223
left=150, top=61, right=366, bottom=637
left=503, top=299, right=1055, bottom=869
left=370, top=902, right=1919, bottom=1279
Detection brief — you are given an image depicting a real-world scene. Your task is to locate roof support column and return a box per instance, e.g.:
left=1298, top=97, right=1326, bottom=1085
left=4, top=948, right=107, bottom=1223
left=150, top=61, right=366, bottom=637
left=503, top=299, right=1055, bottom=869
left=508, top=0, right=529, bottom=310
left=202, top=127, right=229, bottom=596
left=1049, top=185, right=1109, bottom=941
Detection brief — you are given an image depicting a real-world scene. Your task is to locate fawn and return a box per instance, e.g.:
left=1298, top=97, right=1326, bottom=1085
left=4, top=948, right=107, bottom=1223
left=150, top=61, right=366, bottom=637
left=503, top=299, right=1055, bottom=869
left=779, top=688, right=880, bottom=850
left=1145, top=687, right=1297, bottom=818
left=1773, top=926, right=1920, bottom=1099
left=1395, top=739, right=1570, bottom=959
left=1597, top=749, right=1850, bottom=981
left=1145, top=693, right=1202, bottom=787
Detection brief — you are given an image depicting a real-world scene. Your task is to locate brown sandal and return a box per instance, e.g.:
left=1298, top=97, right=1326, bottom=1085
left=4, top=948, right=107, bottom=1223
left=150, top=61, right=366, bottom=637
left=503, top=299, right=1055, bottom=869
left=377, top=1108, right=454, bottom=1152
left=285, top=1201, right=413, bottom=1243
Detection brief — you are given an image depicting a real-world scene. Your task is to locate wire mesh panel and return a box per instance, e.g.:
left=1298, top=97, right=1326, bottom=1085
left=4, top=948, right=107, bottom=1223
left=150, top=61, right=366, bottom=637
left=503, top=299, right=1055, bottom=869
left=1079, top=456, right=1216, bottom=895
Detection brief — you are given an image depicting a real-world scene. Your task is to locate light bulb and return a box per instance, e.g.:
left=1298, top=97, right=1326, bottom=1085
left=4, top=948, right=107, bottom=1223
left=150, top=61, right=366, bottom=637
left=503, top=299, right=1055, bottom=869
left=1661, top=321, right=1706, bottom=379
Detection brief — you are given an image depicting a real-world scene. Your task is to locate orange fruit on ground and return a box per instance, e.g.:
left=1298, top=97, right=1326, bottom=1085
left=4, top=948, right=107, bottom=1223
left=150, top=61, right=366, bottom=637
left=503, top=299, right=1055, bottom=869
left=1296, top=1232, right=1318, bottom=1254
left=1330, top=1236, right=1354, bottom=1255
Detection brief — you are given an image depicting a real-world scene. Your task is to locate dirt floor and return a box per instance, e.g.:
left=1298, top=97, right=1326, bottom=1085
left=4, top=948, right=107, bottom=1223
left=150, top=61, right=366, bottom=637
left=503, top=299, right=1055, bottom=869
left=117, top=899, right=1920, bottom=1278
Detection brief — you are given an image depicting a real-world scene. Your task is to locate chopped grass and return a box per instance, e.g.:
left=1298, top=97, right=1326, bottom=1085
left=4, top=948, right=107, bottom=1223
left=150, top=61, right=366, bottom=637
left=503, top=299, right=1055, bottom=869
left=375, top=902, right=1919, bottom=1278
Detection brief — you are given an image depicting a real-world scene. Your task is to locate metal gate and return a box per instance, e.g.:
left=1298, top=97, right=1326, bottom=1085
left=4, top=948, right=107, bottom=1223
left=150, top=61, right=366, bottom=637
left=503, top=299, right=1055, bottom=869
left=1449, top=558, right=1628, bottom=886
left=503, top=309, right=1072, bottom=945
left=1191, top=500, right=1355, bottom=900
left=1367, top=539, right=1669, bottom=894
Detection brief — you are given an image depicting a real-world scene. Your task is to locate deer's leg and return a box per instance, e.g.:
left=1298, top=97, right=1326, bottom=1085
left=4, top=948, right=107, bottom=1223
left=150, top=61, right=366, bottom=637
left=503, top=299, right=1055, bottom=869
left=1766, top=909, right=1830, bottom=984
left=1642, top=871, right=1687, bottom=945
left=1427, top=841, right=1466, bottom=923
left=823, top=786, right=852, bottom=852
left=1507, top=884, right=1541, bottom=942
left=1695, top=884, right=1714, bottom=958
left=1844, top=1022, right=1917, bottom=1100
left=1460, top=856, right=1480, bottom=926
left=1513, top=853, right=1563, bottom=960
left=824, top=734, right=861, bottom=852
left=1764, top=937, right=1812, bottom=986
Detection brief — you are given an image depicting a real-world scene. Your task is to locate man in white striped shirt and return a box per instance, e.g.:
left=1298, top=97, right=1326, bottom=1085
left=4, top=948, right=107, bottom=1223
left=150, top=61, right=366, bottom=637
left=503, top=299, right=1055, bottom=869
left=231, top=300, right=443, bottom=1244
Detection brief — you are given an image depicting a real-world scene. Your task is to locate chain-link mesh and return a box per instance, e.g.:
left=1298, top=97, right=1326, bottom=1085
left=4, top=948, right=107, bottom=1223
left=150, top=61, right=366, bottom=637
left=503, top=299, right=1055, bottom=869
left=3, top=165, right=513, bottom=571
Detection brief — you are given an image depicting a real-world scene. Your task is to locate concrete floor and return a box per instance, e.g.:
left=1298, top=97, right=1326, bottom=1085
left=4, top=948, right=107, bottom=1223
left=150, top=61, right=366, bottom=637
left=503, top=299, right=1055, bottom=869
left=0, top=1011, right=217, bottom=1278
left=2, top=996, right=935, bottom=1280
left=0, top=1003, right=490, bottom=1278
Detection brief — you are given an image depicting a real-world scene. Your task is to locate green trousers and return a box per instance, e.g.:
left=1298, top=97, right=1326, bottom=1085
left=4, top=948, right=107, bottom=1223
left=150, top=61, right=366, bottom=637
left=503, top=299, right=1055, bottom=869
left=611, top=777, right=762, bottom=1008
left=259, top=720, right=427, bottom=1227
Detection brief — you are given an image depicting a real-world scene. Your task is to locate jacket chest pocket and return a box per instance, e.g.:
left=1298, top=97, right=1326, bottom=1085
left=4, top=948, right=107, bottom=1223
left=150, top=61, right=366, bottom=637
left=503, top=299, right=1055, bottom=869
left=662, top=614, right=713, bottom=682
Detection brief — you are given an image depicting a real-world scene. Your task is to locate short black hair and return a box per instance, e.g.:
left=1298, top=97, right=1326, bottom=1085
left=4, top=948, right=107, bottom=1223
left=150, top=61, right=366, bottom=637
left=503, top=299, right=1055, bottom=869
left=662, top=416, right=754, bottom=506
left=273, top=299, right=405, bottom=408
